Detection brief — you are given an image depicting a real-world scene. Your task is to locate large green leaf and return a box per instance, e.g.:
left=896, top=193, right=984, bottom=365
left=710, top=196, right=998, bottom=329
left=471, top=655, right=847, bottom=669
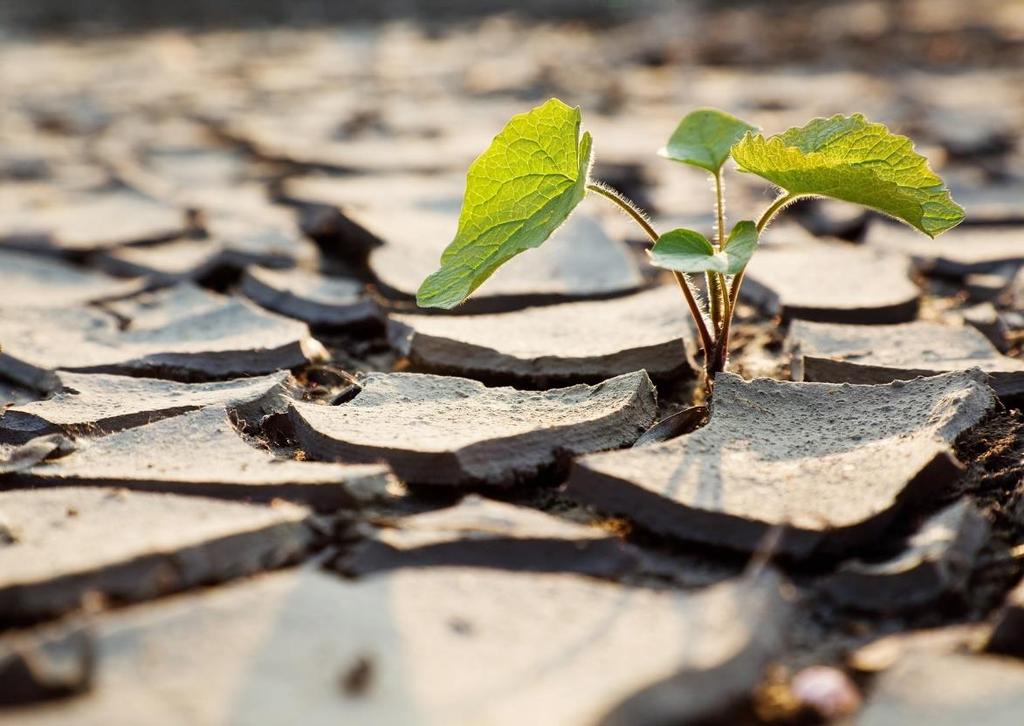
left=648, top=221, right=758, bottom=275
left=417, top=99, right=592, bottom=309
left=732, top=114, right=964, bottom=237
left=659, top=108, right=757, bottom=173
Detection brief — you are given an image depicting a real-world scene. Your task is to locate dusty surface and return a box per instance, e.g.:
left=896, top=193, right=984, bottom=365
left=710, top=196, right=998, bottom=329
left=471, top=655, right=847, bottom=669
left=1, top=2, right=1024, bottom=722
left=0, top=566, right=790, bottom=726
left=567, top=371, right=995, bottom=558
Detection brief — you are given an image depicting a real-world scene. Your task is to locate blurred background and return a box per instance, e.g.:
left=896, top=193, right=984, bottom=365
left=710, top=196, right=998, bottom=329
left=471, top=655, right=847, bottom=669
left=2, top=0, right=1020, bottom=187
left=1, top=0, right=1022, bottom=307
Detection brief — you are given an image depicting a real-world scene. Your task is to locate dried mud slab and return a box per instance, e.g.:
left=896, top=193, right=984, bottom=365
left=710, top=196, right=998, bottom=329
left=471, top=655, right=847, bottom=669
left=788, top=320, right=1024, bottom=399
left=987, top=579, right=1024, bottom=657
left=95, top=230, right=319, bottom=284
left=202, top=209, right=319, bottom=268
left=224, top=114, right=487, bottom=174
left=0, top=623, right=93, bottom=706
left=953, top=184, right=1024, bottom=226
left=3, top=250, right=146, bottom=308
left=93, top=238, right=225, bottom=284
left=388, top=285, right=694, bottom=387
left=566, top=371, right=995, bottom=558
left=819, top=500, right=989, bottom=612
left=0, top=435, right=74, bottom=475
left=241, top=266, right=383, bottom=329
left=0, top=567, right=790, bottom=726
left=865, top=222, right=1024, bottom=276
left=0, top=381, right=38, bottom=409
left=0, top=192, right=186, bottom=255
left=858, top=647, right=1024, bottom=726
left=0, top=488, right=313, bottom=623
left=279, top=172, right=465, bottom=213
left=0, top=286, right=325, bottom=392
left=791, top=198, right=870, bottom=240
left=0, top=308, right=104, bottom=393
left=742, top=241, right=919, bottom=323
left=278, top=173, right=461, bottom=262
left=3, top=406, right=393, bottom=510
left=339, top=494, right=640, bottom=577
left=0, top=370, right=289, bottom=444
left=102, top=282, right=224, bottom=326
left=925, top=109, right=1015, bottom=160
left=962, top=302, right=1011, bottom=352
left=218, top=98, right=526, bottom=175
left=290, top=371, right=658, bottom=487
left=366, top=201, right=645, bottom=312
left=600, top=570, right=792, bottom=726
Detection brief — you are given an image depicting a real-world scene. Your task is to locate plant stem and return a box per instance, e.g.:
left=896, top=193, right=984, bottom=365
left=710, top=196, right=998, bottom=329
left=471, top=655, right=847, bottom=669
left=714, top=171, right=726, bottom=247
left=728, top=191, right=800, bottom=310
left=707, top=170, right=728, bottom=331
left=674, top=271, right=715, bottom=367
left=755, top=192, right=800, bottom=234
left=585, top=181, right=659, bottom=243
left=586, top=180, right=715, bottom=369
left=716, top=192, right=802, bottom=366
left=706, top=272, right=724, bottom=333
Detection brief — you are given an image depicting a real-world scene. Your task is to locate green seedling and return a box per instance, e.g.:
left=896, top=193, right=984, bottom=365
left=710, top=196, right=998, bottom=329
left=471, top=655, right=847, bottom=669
left=417, top=98, right=964, bottom=394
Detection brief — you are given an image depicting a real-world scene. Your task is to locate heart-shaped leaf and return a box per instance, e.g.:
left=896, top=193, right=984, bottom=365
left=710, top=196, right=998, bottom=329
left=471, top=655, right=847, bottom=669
left=732, top=114, right=964, bottom=237
left=659, top=109, right=757, bottom=174
left=417, top=98, right=593, bottom=309
left=649, top=221, right=758, bottom=275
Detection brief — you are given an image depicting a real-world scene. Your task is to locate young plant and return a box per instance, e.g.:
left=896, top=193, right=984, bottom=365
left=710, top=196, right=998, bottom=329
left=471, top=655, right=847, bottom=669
left=417, top=98, right=964, bottom=394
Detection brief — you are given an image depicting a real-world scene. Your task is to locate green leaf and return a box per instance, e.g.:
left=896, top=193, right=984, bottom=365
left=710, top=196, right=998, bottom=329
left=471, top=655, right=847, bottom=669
left=648, top=221, right=758, bottom=275
left=721, top=220, right=758, bottom=272
left=659, top=108, right=757, bottom=173
left=731, top=114, right=964, bottom=237
left=649, top=228, right=715, bottom=272
left=416, top=98, right=592, bottom=309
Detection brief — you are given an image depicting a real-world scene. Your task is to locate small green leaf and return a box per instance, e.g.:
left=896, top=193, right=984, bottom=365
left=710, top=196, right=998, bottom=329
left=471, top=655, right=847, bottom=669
left=721, top=220, right=758, bottom=272
left=649, top=228, right=716, bottom=271
left=417, top=98, right=592, bottom=309
left=648, top=221, right=758, bottom=275
left=732, top=114, right=964, bottom=237
left=659, top=108, right=757, bottom=173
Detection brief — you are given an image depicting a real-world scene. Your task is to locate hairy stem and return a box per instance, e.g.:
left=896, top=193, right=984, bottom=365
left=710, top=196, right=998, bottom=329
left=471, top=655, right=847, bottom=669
left=714, top=171, right=727, bottom=247
left=706, top=171, right=728, bottom=331
left=674, top=271, right=716, bottom=368
left=587, top=180, right=716, bottom=371
left=586, top=181, right=659, bottom=243
left=728, top=191, right=801, bottom=311
left=717, top=192, right=803, bottom=367
left=755, top=192, right=801, bottom=234
left=707, top=272, right=724, bottom=332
